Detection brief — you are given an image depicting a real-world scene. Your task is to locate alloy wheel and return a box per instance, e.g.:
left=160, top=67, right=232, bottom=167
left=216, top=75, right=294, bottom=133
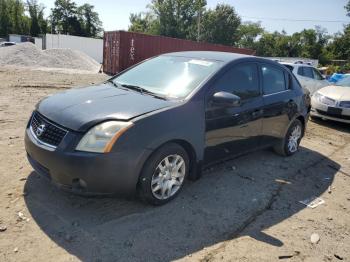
left=288, top=124, right=302, bottom=153
left=151, top=154, right=186, bottom=200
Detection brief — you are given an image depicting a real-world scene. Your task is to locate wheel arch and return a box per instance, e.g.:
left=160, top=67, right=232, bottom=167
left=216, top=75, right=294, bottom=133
left=138, top=139, right=200, bottom=185
left=296, top=115, right=306, bottom=136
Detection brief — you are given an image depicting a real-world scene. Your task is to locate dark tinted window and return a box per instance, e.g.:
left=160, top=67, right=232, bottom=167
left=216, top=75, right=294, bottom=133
left=262, top=64, right=286, bottom=94
left=214, top=63, right=259, bottom=99
left=297, top=67, right=303, bottom=76
left=301, top=67, right=314, bottom=78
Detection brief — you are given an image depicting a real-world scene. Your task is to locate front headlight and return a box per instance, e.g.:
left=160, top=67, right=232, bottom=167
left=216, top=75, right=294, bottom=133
left=76, top=121, right=133, bottom=153
left=313, top=92, right=336, bottom=106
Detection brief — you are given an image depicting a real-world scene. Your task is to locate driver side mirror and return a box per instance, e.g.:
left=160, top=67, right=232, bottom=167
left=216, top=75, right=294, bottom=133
left=212, top=91, right=241, bottom=107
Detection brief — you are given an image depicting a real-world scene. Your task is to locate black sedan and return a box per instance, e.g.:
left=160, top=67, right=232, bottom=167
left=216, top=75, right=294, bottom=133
left=25, top=51, right=310, bottom=205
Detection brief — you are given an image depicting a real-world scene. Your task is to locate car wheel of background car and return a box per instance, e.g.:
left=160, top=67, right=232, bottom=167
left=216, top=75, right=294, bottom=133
left=137, top=143, right=189, bottom=205
left=274, top=119, right=303, bottom=156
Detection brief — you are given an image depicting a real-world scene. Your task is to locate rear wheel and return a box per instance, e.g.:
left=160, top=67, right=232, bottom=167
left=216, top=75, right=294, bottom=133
left=274, top=119, right=303, bottom=156
left=137, top=143, right=189, bottom=205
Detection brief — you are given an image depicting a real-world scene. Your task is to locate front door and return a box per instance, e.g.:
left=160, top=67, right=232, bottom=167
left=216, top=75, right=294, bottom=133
left=204, top=62, right=264, bottom=164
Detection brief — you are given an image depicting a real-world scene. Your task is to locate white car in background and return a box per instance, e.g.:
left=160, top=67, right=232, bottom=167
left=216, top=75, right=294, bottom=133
left=281, top=63, right=329, bottom=95
left=311, top=76, right=350, bottom=124
left=0, top=42, right=16, bottom=47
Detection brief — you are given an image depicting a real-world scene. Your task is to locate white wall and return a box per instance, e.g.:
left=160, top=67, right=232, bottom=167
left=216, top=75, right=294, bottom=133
left=34, top=37, right=42, bottom=49
left=45, top=34, right=103, bottom=63
left=9, top=35, right=22, bottom=43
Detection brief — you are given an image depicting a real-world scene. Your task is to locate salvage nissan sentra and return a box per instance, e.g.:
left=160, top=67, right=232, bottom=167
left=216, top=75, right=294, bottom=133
left=25, top=51, right=310, bottom=205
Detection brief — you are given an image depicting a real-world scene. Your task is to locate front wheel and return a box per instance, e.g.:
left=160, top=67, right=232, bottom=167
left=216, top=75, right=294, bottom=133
left=137, top=143, right=189, bottom=205
left=274, top=119, right=303, bottom=156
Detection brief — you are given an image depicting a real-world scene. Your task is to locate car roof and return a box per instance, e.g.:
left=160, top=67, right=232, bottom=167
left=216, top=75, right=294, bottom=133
left=162, top=51, right=251, bottom=63
left=281, top=62, right=314, bottom=68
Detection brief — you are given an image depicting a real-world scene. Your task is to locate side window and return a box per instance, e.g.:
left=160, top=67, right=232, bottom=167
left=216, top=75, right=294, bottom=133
left=297, top=67, right=304, bottom=76
left=261, top=64, right=287, bottom=95
left=312, top=68, right=323, bottom=80
left=214, top=63, right=260, bottom=100
left=302, top=67, right=314, bottom=79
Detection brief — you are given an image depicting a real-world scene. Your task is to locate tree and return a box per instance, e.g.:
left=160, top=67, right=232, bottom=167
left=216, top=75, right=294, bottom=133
left=50, top=0, right=79, bottom=34
left=255, top=31, right=292, bottom=57
left=199, top=4, right=241, bottom=45
left=129, top=0, right=206, bottom=39
left=77, top=3, right=103, bottom=37
left=237, top=21, right=264, bottom=49
left=27, top=0, right=47, bottom=36
left=346, top=0, right=350, bottom=16
left=329, top=25, right=350, bottom=60
left=129, top=12, right=159, bottom=35
left=0, top=0, right=30, bottom=36
left=0, top=0, right=11, bottom=36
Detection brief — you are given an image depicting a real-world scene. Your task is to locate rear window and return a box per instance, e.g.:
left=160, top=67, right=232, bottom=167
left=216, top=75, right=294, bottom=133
left=262, top=65, right=287, bottom=95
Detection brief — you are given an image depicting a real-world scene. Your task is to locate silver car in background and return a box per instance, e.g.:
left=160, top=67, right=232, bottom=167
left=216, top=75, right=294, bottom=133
left=311, top=76, right=350, bottom=124
left=282, top=63, right=329, bottom=95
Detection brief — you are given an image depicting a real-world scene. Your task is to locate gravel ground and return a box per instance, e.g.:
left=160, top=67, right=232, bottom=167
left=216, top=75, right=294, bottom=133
left=0, top=67, right=349, bottom=262
left=0, top=43, right=101, bottom=73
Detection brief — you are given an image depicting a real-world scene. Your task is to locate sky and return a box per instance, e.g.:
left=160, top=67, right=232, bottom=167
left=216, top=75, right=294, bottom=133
left=41, top=0, right=350, bottom=35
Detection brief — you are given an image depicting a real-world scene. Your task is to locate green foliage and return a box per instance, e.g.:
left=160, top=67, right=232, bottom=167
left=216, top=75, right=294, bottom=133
left=0, top=0, right=30, bottom=36
left=77, top=4, right=102, bottom=37
left=237, top=22, right=264, bottom=49
left=129, top=12, right=159, bottom=35
left=50, top=0, right=79, bottom=34
left=0, top=0, right=103, bottom=38
left=27, top=0, right=47, bottom=36
left=49, top=0, right=103, bottom=37
left=128, top=0, right=349, bottom=66
left=151, top=0, right=206, bottom=39
left=129, top=2, right=240, bottom=45
left=199, top=4, right=241, bottom=45
left=329, top=25, right=350, bottom=61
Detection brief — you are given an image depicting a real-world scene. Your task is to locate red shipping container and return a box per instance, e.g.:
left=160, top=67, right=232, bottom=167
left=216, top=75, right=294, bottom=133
left=103, top=31, right=255, bottom=75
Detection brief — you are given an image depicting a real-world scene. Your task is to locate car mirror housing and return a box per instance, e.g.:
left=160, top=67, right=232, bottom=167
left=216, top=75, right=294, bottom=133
left=212, top=91, right=241, bottom=107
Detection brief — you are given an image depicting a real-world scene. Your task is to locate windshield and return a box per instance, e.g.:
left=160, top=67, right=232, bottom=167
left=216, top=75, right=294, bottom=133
left=336, top=76, right=350, bottom=87
left=111, top=55, right=222, bottom=98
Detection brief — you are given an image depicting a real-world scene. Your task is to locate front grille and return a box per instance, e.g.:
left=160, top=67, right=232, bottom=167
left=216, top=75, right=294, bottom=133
left=339, top=101, right=350, bottom=108
left=30, top=112, right=68, bottom=147
left=316, top=109, right=350, bottom=120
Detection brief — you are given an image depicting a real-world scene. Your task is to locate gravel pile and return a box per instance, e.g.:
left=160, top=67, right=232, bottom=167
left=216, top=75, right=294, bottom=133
left=0, top=42, right=100, bottom=73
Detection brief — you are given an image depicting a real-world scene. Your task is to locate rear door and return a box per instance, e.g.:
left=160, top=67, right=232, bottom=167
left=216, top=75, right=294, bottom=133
left=260, top=63, right=296, bottom=146
left=204, top=62, right=264, bottom=163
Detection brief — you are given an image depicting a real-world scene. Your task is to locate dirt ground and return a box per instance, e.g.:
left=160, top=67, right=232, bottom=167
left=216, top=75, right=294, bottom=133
left=0, top=67, right=349, bottom=262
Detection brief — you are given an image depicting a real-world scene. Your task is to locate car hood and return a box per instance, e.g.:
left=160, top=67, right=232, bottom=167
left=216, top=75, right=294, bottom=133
left=318, top=85, right=350, bottom=101
left=37, top=83, right=177, bottom=131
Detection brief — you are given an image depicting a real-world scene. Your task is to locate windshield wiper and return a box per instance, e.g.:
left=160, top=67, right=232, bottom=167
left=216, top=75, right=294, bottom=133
left=121, top=84, right=167, bottom=100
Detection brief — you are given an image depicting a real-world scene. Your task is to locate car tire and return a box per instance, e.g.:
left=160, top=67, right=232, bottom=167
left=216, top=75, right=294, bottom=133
left=137, top=143, right=189, bottom=205
left=273, top=119, right=303, bottom=156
